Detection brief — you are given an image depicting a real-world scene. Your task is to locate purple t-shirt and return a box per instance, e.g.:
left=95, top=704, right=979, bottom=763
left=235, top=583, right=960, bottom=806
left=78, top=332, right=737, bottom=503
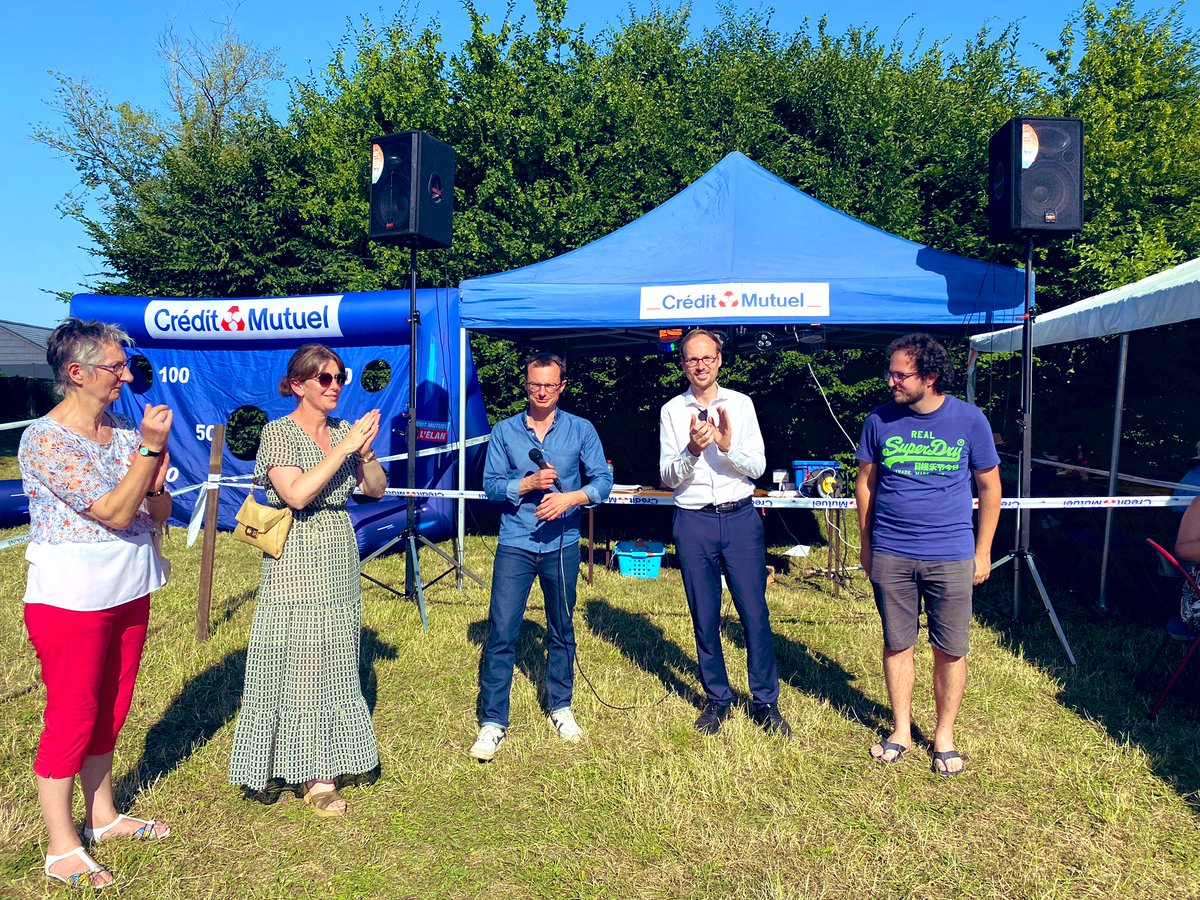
left=856, top=395, right=999, bottom=561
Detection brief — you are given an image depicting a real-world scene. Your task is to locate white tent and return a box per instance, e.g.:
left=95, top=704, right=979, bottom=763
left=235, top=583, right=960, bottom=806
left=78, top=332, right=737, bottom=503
left=971, top=256, right=1200, bottom=353
left=969, top=255, right=1200, bottom=609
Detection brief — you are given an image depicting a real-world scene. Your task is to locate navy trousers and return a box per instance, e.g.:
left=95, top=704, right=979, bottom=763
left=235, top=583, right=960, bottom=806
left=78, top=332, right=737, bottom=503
left=673, top=503, right=780, bottom=706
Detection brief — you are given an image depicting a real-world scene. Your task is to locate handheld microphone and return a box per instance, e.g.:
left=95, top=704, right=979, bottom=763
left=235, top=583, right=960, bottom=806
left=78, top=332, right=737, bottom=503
left=528, top=448, right=563, bottom=491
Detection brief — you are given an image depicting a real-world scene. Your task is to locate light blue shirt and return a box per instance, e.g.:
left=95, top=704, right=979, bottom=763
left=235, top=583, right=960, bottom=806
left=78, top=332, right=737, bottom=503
left=483, top=408, right=612, bottom=551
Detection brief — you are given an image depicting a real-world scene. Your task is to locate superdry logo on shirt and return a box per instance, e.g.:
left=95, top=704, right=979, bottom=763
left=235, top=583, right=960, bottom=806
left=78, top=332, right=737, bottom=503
left=882, top=431, right=965, bottom=475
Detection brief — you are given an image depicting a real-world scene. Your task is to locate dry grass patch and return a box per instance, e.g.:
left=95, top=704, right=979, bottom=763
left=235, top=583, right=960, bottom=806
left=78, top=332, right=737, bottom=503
left=0, top=521, right=1198, bottom=897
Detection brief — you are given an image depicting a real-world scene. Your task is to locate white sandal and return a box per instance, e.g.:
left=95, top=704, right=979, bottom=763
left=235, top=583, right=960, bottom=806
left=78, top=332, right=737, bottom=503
left=44, top=846, right=113, bottom=889
left=83, top=813, right=171, bottom=842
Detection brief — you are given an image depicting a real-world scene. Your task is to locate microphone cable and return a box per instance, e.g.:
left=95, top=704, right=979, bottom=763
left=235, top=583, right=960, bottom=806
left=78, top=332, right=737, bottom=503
left=550, top=480, right=672, bottom=713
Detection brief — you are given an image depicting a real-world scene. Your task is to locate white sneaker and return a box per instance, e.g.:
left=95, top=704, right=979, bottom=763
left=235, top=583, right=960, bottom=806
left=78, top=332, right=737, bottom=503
left=470, top=725, right=505, bottom=761
left=549, top=707, right=584, bottom=743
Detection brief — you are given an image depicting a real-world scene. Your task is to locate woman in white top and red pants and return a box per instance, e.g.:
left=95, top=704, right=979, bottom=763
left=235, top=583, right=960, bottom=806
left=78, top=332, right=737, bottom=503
left=19, top=319, right=174, bottom=889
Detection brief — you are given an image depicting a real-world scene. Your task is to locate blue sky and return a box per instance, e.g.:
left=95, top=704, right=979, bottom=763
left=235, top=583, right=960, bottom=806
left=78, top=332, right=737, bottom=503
left=3, top=0, right=1193, bottom=326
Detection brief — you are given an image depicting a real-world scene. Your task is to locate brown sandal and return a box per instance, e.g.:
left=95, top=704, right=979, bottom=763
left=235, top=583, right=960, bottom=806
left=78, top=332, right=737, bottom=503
left=302, top=784, right=347, bottom=818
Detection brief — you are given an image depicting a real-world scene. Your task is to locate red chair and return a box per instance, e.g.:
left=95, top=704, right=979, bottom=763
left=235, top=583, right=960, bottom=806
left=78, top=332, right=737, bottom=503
left=1142, top=539, right=1200, bottom=720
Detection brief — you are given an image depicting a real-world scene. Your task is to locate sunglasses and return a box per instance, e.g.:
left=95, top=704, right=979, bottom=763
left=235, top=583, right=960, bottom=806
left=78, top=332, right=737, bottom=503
left=310, top=372, right=348, bottom=388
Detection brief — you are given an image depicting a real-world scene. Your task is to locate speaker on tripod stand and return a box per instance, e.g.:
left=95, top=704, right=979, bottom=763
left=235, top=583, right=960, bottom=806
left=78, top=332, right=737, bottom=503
left=986, top=116, right=1084, bottom=662
left=366, top=130, right=466, bottom=625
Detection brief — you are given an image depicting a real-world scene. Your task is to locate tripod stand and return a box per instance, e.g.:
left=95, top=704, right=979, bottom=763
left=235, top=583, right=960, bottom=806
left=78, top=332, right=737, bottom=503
left=989, top=236, right=1077, bottom=666
left=360, top=247, right=485, bottom=630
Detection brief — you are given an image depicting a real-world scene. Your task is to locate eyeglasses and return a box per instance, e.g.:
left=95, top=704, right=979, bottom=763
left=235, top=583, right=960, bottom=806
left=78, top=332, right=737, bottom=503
left=682, top=355, right=719, bottom=369
left=883, top=370, right=921, bottom=384
left=525, top=381, right=564, bottom=394
left=93, top=361, right=128, bottom=377
left=311, top=372, right=348, bottom=388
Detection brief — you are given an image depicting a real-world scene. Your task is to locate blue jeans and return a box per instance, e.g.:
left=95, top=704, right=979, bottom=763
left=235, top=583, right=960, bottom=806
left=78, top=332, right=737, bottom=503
left=479, top=543, right=580, bottom=729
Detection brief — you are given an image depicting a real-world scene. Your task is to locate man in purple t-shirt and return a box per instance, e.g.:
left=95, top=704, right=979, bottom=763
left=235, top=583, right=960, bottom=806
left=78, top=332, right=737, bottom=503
left=855, top=334, right=1001, bottom=776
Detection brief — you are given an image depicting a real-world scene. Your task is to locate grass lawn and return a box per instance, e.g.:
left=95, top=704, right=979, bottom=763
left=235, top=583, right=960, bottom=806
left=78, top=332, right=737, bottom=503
left=1, top=512, right=1199, bottom=898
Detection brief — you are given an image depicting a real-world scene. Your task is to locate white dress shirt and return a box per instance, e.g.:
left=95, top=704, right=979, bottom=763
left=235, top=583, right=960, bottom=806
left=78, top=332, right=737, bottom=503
left=659, top=385, right=766, bottom=510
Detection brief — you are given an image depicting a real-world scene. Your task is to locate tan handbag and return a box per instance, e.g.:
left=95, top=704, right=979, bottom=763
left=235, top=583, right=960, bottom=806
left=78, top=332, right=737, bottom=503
left=233, top=492, right=293, bottom=558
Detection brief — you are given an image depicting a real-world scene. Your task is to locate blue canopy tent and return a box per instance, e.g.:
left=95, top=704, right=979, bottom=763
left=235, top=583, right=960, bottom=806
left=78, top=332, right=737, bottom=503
left=459, top=151, right=1026, bottom=350
left=70, top=290, right=490, bottom=558
left=453, top=151, right=1029, bottom=546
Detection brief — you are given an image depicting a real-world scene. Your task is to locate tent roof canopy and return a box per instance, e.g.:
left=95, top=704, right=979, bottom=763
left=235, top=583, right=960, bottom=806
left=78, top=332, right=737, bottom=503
left=970, top=256, right=1200, bottom=353
left=460, top=152, right=1026, bottom=352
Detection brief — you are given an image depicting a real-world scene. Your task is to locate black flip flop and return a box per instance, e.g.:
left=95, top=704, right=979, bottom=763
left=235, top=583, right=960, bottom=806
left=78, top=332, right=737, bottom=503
left=931, top=749, right=963, bottom=776
left=871, top=739, right=908, bottom=764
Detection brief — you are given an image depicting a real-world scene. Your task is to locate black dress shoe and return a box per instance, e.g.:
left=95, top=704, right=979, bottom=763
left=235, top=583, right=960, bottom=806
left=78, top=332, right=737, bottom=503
left=694, top=702, right=733, bottom=735
left=750, top=703, right=792, bottom=738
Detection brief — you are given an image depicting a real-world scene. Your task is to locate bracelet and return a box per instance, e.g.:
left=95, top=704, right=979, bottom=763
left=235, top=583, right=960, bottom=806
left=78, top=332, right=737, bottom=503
left=360, top=451, right=377, bottom=464
left=146, top=488, right=168, bottom=498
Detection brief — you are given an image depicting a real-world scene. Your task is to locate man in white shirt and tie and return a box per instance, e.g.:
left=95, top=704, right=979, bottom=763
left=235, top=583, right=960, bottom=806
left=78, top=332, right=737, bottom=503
left=659, top=328, right=790, bottom=738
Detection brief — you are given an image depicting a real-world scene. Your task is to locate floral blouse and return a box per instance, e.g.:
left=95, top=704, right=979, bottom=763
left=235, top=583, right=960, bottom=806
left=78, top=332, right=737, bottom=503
left=18, top=414, right=155, bottom=544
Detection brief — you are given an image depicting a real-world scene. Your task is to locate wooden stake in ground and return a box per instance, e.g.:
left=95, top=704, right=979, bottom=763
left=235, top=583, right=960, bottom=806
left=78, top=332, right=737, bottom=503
left=195, top=424, right=226, bottom=642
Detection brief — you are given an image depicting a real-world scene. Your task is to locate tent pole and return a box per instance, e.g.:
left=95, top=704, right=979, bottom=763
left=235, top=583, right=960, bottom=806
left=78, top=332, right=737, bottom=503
left=457, top=326, right=467, bottom=591
left=1097, top=331, right=1130, bottom=612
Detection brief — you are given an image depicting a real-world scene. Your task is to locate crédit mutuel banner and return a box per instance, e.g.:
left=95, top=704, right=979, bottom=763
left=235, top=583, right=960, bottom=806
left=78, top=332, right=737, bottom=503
left=639, top=283, right=831, bottom=320
left=144, top=296, right=344, bottom=341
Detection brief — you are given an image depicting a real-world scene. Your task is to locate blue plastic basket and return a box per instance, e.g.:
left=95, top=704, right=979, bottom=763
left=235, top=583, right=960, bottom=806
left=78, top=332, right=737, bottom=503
left=614, top=540, right=665, bottom=579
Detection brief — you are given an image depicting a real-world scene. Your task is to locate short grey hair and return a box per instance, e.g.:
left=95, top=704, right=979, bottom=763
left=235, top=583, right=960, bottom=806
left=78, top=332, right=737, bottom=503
left=47, top=318, right=132, bottom=398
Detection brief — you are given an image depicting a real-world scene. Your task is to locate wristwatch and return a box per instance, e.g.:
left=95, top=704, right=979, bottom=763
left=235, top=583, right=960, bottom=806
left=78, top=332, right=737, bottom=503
left=145, top=487, right=167, bottom=498
left=138, top=445, right=163, bottom=458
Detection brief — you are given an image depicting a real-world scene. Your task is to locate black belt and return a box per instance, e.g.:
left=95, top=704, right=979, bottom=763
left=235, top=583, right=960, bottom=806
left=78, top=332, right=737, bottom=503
left=697, top=497, right=753, bottom=514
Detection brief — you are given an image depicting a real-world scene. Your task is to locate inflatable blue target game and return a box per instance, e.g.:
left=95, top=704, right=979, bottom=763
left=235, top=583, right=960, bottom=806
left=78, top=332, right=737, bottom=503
left=70, top=289, right=490, bottom=556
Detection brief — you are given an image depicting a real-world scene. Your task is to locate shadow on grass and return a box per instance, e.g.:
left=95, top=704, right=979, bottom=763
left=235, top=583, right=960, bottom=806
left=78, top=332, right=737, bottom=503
left=583, top=598, right=707, bottom=710
left=973, top=572, right=1200, bottom=814
left=467, top=618, right=552, bottom=722
left=114, top=627, right=396, bottom=808
left=209, top=587, right=256, bottom=637
left=720, top=618, right=918, bottom=744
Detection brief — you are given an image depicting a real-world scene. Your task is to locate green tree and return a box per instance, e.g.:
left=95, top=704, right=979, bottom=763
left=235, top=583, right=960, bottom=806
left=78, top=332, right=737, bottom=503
left=34, top=1, right=1200, bottom=478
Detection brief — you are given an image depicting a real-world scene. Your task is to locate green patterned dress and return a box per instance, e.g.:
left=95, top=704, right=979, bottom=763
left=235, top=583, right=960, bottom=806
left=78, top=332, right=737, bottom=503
left=228, top=416, right=379, bottom=793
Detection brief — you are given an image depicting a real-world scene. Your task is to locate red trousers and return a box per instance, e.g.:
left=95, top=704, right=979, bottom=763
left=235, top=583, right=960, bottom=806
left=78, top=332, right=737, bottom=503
left=24, top=595, right=150, bottom=779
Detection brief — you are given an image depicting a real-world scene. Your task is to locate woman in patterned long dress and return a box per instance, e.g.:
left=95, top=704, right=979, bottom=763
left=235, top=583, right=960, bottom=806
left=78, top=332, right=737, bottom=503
left=228, top=344, right=387, bottom=816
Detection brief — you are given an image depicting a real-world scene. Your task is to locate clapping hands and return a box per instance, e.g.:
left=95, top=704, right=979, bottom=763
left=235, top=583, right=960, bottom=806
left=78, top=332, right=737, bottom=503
left=337, top=409, right=381, bottom=456
left=687, top=407, right=732, bottom=455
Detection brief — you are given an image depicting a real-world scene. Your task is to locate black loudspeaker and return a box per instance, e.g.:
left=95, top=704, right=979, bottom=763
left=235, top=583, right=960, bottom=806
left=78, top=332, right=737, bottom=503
left=988, top=116, right=1083, bottom=240
left=369, top=131, right=455, bottom=248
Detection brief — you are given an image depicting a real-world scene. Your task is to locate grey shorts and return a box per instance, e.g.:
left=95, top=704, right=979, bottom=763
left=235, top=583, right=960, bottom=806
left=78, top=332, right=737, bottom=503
left=868, top=553, right=975, bottom=657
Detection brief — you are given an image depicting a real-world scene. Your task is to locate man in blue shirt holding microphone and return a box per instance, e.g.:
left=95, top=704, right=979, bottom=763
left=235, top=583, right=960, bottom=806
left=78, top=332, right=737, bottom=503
left=471, top=353, right=612, bottom=761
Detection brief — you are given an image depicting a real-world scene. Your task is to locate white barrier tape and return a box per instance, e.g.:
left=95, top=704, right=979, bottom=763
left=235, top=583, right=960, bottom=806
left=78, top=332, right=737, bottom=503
left=0, top=531, right=29, bottom=550
left=186, top=486, right=210, bottom=547
left=182, top=475, right=256, bottom=547
left=0, top=418, right=36, bottom=432
left=378, top=487, right=1195, bottom=510
left=382, top=487, right=488, bottom=501
left=376, top=433, right=490, bottom=465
